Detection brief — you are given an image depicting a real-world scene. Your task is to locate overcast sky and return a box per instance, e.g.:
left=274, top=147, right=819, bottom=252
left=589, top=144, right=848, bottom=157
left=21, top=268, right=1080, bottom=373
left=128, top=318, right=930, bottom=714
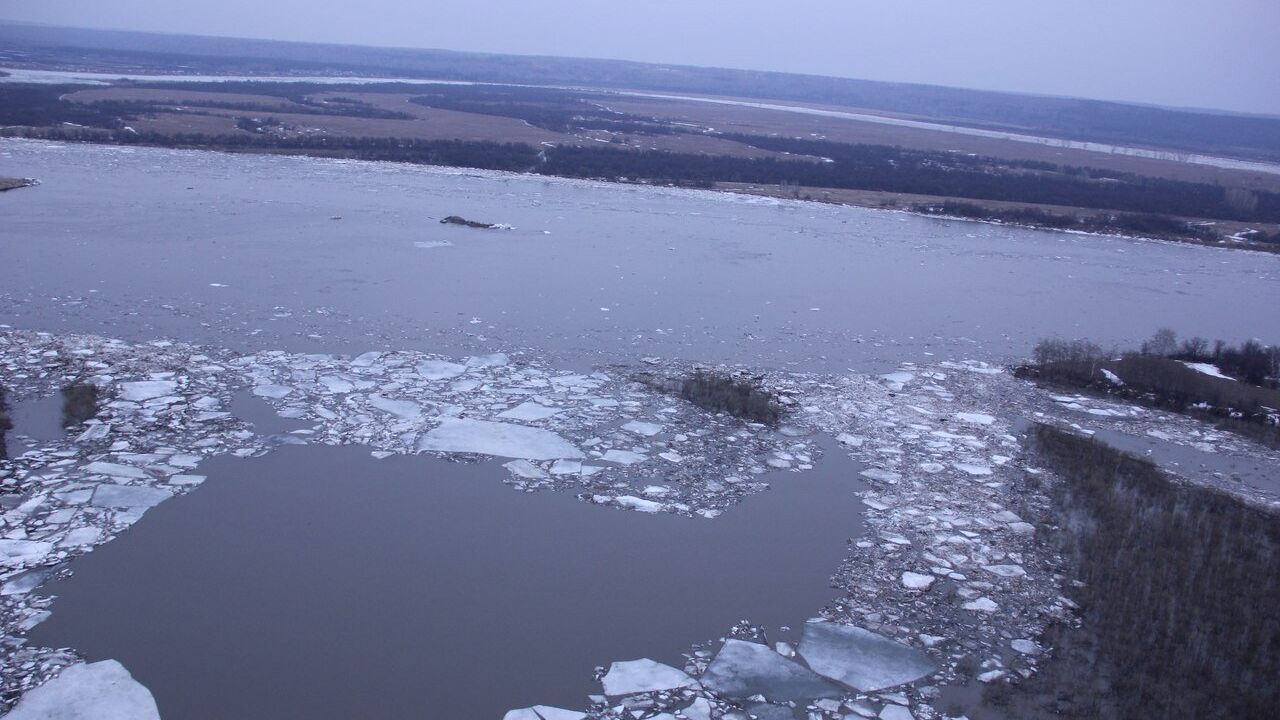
left=3, top=0, right=1278, bottom=114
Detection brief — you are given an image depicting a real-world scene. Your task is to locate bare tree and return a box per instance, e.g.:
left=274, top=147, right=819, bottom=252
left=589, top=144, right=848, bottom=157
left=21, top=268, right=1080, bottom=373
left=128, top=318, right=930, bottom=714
left=1141, top=328, right=1178, bottom=357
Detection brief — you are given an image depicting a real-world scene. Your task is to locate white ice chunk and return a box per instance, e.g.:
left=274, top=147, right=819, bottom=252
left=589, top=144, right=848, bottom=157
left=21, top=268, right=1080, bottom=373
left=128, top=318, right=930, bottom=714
left=76, top=424, right=110, bottom=442
left=0, top=539, right=53, bottom=568
left=531, top=707, right=588, bottom=720
left=963, top=597, right=999, bottom=612
left=797, top=620, right=935, bottom=692
left=602, top=449, right=647, bottom=465
left=417, top=418, right=583, bottom=460
left=252, top=384, right=293, bottom=399
left=702, top=638, right=841, bottom=701
left=880, top=371, right=914, bottom=389
left=613, top=495, right=665, bottom=513
left=682, top=698, right=713, bottom=720
left=1, top=569, right=50, bottom=596
left=318, top=376, right=355, bottom=393
left=58, top=527, right=101, bottom=547
left=118, top=381, right=178, bottom=402
left=622, top=420, right=663, bottom=437
left=953, top=463, right=993, bottom=476
left=901, top=572, right=935, bottom=590
left=503, top=460, right=548, bottom=479
left=879, top=706, right=914, bottom=720
left=83, top=462, right=148, bottom=479
left=601, top=658, right=698, bottom=696
left=549, top=459, right=582, bottom=475
left=368, top=395, right=423, bottom=420
left=953, top=412, right=995, bottom=426
left=860, top=469, right=901, bottom=483
left=91, top=484, right=172, bottom=509
left=4, top=660, right=160, bottom=720
left=1011, top=639, right=1041, bottom=655
left=498, top=402, right=562, bottom=421
left=983, top=564, right=1026, bottom=578
left=417, top=360, right=467, bottom=380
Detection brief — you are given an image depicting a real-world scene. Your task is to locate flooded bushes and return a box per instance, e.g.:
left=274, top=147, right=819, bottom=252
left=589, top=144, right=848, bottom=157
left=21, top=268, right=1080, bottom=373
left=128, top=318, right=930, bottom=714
left=679, top=371, right=784, bottom=424
left=913, top=201, right=1225, bottom=245
left=61, top=383, right=99, bottom=429
left=0, top=386, right=11, bottom=462
left=1009, top=424, right=1280, bottom=719
left=1016, top=334, right=1280, bottom=445
left=440, top=215, right=498, bottom=229
left=637, top=369, right=786, bottom=425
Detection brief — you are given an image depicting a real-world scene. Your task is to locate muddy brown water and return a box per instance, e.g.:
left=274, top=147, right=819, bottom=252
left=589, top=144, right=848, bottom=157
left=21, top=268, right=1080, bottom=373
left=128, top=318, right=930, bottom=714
left=29, top=441, right=865, bottom=719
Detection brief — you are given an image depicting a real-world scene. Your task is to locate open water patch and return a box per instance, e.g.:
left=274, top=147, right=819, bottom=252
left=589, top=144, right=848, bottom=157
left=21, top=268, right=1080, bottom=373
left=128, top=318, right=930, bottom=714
left=29, top=440, right=865, bottom=719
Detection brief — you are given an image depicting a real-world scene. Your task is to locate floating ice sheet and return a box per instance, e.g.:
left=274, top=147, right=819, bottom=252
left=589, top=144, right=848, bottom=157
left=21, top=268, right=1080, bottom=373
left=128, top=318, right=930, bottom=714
left=416, top=418, right=583, bottom=460
left=701, top=638, right=842, bottom=701
left=4, top=660, right=160, bottom=720
left=0, top=540, right=54, bottom=569
left=600, top=658, right=698, bottom=696
left=498, top=402, right=562, bottom=421
left=367, top=394, right=424, bottom=420
left=90, top=484, right=172, bottom=509
left=797, top=620, right=935, bottom=692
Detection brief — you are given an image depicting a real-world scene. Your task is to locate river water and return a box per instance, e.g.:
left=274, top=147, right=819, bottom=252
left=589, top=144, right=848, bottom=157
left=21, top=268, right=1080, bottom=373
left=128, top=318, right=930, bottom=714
left=3, top=138, right=1279, bottom=718
left=28, top=440, right=864, bottom=719
left=2, top=140, right=1276, bottom=374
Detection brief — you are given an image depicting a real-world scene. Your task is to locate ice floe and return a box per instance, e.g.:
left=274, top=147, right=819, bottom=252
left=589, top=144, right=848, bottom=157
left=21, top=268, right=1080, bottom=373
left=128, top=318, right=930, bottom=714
left=600, top=659, right=698, bottom=696
left=117, top=381, right=178, bottom=403
left=797, top=621, right=935, bottom=692
left=417, top=418, right=583, bottom=460
left=4, top=329, right=1277, bottom=718
left=4, top=660, right=159, bottom=720
left=701, top=638, right=842, bottom=701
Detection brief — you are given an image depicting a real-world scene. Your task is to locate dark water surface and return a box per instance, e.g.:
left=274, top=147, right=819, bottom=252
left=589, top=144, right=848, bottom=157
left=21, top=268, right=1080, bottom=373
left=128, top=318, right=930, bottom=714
left=1093, top=428, right=1280, bottom=496
left=30, top=442, right=865, bottom=719
left=3, top=393, right=64, bottom=458
left=2, top=140, right=1276, bottom=372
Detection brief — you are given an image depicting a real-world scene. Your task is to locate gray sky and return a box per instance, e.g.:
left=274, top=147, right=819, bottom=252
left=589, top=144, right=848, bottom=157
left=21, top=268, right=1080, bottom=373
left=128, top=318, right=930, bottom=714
left=3, top=0, right=1279, bottom=115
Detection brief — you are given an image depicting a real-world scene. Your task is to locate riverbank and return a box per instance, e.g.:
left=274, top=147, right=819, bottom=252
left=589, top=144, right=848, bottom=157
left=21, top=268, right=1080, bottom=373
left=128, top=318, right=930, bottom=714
left=717, top=182, right=1280, bottom=254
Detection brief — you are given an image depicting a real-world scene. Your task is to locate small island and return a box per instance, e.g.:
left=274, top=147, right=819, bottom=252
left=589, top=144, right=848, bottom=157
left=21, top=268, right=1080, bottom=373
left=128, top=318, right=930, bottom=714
left=0, top=177, right=35, bottom=192
left=440, top=215, right=499, bottom=229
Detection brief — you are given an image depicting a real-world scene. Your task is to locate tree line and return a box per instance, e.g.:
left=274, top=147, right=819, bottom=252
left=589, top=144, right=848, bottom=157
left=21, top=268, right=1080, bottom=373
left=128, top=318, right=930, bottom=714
left=1004, top=423, right=1280, bottom=720
left=5, top=84, right=1280, bottom=225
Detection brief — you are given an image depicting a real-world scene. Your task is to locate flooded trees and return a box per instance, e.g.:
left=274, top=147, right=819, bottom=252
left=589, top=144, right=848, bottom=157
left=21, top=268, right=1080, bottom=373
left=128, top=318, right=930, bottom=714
left=1013, top=424, right=1280, bottom=719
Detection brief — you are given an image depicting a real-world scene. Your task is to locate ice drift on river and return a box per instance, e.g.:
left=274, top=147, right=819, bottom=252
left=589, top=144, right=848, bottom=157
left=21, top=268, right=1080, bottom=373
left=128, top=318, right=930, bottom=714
left=797, top=620, right=935, bottom=692
left=701, top=638, right=842, bottom=701
left=90, top=484, right=173, bottom=509
left=4, top=660, right=160, bottom=720
left=503, top=708, right=587, bottom=720
left=600, top=658, right=699, bottom=696
left=415, top=418, right=583, bottom=460
left=117, top=380, right=179, bottom=402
